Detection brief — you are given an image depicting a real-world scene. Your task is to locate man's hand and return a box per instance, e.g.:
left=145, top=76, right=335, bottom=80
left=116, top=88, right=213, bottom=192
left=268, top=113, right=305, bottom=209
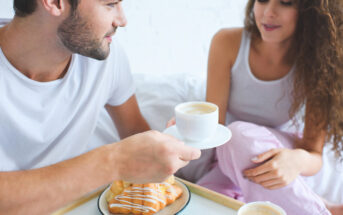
left=112, top=130, right=201, bottom=183
left=243, top=148, right=303, bottom=190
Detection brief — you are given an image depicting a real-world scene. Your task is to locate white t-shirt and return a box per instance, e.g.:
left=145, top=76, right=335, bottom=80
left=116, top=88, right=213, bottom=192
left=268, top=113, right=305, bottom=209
left=0, top=20, right=135, bottom=171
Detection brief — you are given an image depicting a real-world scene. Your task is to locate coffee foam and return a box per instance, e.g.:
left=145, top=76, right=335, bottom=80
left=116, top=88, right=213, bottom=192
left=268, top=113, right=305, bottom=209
left=239, top=204, right=283, bottom=215
left=180, top=103, right=216, bottom=115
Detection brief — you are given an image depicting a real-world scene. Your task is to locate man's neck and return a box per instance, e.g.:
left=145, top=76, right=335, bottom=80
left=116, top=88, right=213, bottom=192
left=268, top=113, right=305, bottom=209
left=0, top=16, right=72, bottom=82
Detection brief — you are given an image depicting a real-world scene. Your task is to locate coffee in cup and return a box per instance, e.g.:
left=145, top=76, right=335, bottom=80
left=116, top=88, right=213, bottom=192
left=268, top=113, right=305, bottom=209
left=174, top=101, right=219, bottom=142
left=237, top=201, right=286, bottom=215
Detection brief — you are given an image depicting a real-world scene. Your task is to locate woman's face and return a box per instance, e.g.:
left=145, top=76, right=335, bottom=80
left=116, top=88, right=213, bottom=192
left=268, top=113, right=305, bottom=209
left=253, top=0, right=298, bottom=43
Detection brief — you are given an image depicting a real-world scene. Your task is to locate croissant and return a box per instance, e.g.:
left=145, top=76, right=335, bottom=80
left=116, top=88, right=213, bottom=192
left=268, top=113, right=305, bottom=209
left=106, top=176, right=183, bottom=215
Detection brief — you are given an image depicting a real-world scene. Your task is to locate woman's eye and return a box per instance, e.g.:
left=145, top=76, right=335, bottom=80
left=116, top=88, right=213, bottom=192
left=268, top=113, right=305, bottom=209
left=256, top=0, right=294, bottom=6
left=280, top=0, right=294, bottom=6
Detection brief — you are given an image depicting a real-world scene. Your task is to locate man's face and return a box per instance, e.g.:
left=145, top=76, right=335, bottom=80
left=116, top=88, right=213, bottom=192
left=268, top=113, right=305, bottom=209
left=57, top=0, right=126, bottom=60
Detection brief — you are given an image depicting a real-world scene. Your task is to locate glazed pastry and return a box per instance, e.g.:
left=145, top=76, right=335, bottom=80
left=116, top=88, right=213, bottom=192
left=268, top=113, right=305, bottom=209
left=106, top=176, right=183, bottom=215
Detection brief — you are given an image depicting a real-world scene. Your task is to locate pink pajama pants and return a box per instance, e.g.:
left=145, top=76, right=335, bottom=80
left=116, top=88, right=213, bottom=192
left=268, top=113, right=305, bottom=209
left=197, top=121, right=331, bottom=215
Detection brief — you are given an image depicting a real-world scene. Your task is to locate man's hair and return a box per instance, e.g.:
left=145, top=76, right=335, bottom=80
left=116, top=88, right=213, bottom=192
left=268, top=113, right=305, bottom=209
left=13, top=0, right=80, bottom=17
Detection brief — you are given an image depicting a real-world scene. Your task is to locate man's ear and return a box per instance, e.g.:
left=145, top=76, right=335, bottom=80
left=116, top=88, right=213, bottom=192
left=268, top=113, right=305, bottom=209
left=40, top=0, right=69, bottom=16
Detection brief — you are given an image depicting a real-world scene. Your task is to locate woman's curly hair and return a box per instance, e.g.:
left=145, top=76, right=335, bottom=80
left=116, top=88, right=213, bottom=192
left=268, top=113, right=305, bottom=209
left=245, top=0, right=343, bottom=159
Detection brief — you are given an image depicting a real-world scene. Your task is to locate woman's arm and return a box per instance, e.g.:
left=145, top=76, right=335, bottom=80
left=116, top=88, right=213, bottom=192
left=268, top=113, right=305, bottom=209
left=206, top=28, right=243, bottom=124
left=294, top=101, right=326, bottom=176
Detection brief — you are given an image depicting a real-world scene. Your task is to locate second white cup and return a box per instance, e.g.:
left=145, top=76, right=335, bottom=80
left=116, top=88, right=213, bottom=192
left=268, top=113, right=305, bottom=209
left=175, top=101, right=219, bottom=142
left=237, top=201, right=286, bottom=215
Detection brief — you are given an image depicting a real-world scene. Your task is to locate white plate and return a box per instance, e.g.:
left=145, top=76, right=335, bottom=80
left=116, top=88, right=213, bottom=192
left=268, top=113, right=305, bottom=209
left=98, top=179, right=190, bottom=215
left=163, top=124, right=232, bottom=150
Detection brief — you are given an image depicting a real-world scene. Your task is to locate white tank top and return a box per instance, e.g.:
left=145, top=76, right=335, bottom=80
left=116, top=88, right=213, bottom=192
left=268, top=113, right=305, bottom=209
left=226, top=30, right=294, bottom=128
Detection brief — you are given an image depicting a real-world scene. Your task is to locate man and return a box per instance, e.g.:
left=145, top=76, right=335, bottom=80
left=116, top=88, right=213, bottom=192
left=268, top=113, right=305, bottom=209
left=0, top=0, right=201, bottom=214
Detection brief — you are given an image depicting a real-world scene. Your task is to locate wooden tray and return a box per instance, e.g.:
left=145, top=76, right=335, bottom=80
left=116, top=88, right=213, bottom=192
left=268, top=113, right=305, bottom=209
left=177, top=178, right=244, bottom=211
left=52, top=184, right=108, bottom=215
left=53, top=177, right=244, bottom=214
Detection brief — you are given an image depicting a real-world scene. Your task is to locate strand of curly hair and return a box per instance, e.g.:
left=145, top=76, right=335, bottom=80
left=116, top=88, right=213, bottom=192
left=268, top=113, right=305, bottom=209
left=244, top=0, right=343, bottom=159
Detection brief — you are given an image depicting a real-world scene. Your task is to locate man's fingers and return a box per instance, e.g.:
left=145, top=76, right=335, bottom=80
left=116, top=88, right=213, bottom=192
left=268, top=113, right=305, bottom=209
left=163, top=133, right=184, bottom=145
left=174, top=159, right=190, bottom=170
left=178, top=145, right=201, bottom=161
left=160, top=133, right=200, bottom=161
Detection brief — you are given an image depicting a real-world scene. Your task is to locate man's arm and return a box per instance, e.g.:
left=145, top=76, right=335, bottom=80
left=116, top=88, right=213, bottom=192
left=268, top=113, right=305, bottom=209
left=106, top=95, right=150, bottom=139
left=0, top=131, right=201, bottom=215
left=0, top=144, right=117, bottom=215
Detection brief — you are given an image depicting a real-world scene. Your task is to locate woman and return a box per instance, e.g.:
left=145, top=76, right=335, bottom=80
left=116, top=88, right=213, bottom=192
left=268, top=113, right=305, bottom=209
left=200, top=0, right=343, bottom=214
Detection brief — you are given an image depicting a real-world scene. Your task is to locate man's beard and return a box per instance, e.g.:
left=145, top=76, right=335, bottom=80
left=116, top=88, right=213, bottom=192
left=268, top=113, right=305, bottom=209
left=57, top=10, right=112, bottom=60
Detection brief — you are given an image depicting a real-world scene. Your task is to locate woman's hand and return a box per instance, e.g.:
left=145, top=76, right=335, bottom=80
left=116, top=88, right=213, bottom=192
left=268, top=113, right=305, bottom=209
left=243, top=148, right=304, bottom=190
left=166, top=117, right=176, bottom=128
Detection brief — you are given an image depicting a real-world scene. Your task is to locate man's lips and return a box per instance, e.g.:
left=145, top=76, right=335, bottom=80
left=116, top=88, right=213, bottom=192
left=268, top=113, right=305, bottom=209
left=262, top=24, right=281, bottom=31
left=105, top=36, right=112, bottom=42
left=105, top=29, right=117, bottom=42
left=105, top=33, right=115, bottom=42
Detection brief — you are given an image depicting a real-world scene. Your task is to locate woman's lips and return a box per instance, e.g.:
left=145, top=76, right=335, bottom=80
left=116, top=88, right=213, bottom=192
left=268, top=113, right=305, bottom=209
left=263, top=24, right=281, bottom=31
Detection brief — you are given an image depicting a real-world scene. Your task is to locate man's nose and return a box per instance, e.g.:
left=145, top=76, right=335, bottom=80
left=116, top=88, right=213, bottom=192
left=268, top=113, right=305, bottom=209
left=113, top=3, right=127, bottom=27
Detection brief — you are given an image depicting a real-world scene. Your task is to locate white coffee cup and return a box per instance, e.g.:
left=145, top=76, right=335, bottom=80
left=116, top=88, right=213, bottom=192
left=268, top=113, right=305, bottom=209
left=237, top=201, right=287, bottom=215
left=175, top=101, right=219, bottom=142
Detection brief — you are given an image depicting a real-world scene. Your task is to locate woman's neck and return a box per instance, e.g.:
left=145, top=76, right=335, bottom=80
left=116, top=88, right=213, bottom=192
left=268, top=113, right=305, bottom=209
left=252, top=35, right=296, bottom=66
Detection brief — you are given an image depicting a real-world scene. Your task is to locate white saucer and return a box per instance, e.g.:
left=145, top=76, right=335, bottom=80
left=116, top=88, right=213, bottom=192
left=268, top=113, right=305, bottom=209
left=163, top=124, right=232, bottom=149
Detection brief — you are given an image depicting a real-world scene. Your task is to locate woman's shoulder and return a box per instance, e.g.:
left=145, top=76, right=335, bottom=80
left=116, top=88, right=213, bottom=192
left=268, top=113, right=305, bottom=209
left=213, top=27, right=244, bottom=43
left=210, top=27, right=244, bottom=68
left=0, top=27, right=4, bottom=47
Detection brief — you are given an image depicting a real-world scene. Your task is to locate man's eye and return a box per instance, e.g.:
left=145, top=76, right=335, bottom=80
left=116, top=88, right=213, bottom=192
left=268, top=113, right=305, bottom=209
left=107, top=0, right=121, bottom=7
left=257, top=0, right=269, bottom=3
left=107, top=3, right=117, bottom=7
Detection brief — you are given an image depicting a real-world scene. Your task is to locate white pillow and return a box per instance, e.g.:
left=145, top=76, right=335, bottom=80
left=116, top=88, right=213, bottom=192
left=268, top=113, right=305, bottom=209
left=134, top=73, right=206, bottom=131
